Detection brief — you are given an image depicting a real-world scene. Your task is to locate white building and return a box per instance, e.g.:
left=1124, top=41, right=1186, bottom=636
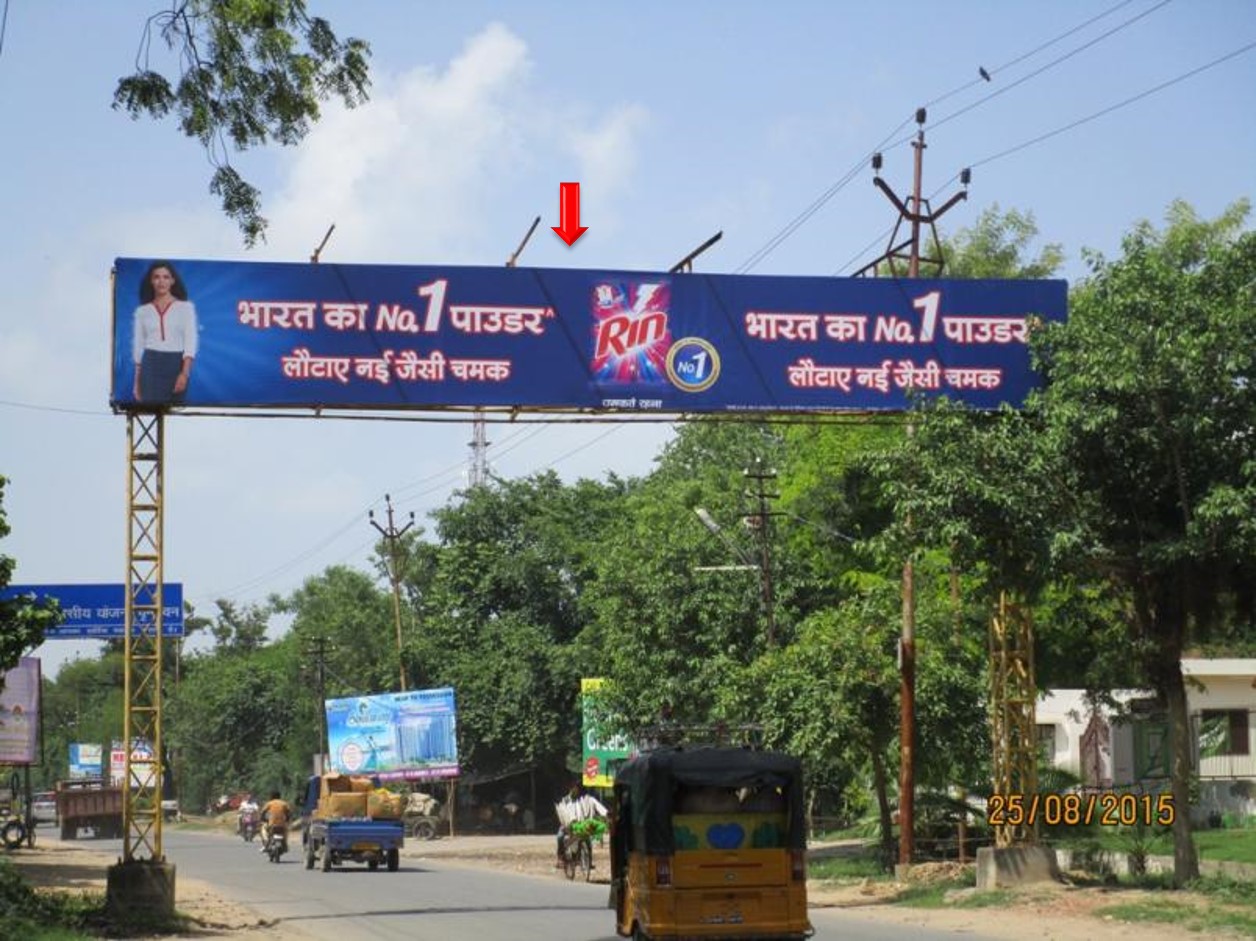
left=1036, top=659, right=1256, bottom=825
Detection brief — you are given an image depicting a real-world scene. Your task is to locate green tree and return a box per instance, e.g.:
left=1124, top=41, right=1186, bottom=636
left=944, top=204, right=1064, bottom=280
left=114, top=1, right=371, bottom=245
left=168, top=642, right=303, bottom=810
left=0, top=476, right=60, bottom=677
left=36, top=655, right=127, bottom=790
left=279, top=565, right=395, bottom=696
left=585, top=422, right=786, bottom=732
left=416, top=473, right=630, bottom=778
left=207, top=598, right=271, bottom=652
left=1034, top=199, right=1256, bottom=884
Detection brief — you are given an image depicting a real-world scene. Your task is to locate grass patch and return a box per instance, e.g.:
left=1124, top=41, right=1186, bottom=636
left=1189, top=874, right=1256, bottom=905
left=953, top=888, right=1016, bottom=908
left=811, top=824, right=871, bottom=842
left=0, top=857, right=206, bottom=939
left=1054, top=824, right=1256, bottom=864
left=808, top=852, right=887, bottom=882
left=1098, top=898, right=1256, bottom=937
left=1197, top=828, right=1256, bottom=865
left=894, top=877, right=976, bottom=907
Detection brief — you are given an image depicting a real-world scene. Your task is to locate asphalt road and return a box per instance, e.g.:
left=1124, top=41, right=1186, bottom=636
left=142, top=830, right=1003, bottom=941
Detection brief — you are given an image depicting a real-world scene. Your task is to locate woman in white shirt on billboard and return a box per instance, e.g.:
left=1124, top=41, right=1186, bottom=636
left=132, top=260, right=198, bottom=405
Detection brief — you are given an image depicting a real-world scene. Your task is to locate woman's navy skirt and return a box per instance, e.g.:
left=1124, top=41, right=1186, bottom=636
left=140, top=349, right=186, bottom=405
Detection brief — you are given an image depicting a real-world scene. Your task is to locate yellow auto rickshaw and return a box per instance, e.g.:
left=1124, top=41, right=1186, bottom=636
left=610, top=746, right=812, bottom=940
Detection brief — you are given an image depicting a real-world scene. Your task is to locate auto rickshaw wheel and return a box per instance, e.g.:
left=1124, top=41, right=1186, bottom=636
left=386, top=848, right=400, bottom=872
left=412, top=818, right=436, bottom=840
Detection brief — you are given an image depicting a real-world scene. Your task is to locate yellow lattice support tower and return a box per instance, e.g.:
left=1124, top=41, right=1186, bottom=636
left=989, top=591, right=1037, bottom=847
left=123, top=412, right=165, bottom=863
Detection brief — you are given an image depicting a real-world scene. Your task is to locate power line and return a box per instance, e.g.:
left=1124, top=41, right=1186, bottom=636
left=838, top=36, right=1256, bottom=277
left=204, top=422, right=623, bottom=605
left=734, top=119, right=913, bottom=274
left=539, top=425, right=623, bottom=471
left=921, top=0, right=1145, bottom=110
left=916, top=0, right=1176, bottom=141
left=734, top=0, right=1170, bottom=274
left=961, top=38, right=1256, bottom=176
left=0, top=398, right=110, bottom=417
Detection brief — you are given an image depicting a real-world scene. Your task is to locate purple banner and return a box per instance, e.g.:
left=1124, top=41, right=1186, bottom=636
left=0, top=658, right=40, bottom=765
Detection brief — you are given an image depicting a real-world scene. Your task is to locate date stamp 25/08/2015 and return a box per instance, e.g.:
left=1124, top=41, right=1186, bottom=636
left=986, top=792, right=1175, bottom=829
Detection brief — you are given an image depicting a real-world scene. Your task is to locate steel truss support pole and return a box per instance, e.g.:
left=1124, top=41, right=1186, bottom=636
left=123, top=412, right=165, bottom=862
left=989, top=591, right=1037, bottom=848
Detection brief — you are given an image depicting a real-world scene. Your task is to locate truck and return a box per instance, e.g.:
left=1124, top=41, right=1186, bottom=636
left=300, top=773, right=406, bottom=873
left=55, top=778, right=124, bottom=840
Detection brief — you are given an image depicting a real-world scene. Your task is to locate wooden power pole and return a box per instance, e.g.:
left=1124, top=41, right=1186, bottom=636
left=859, top=107, right=970, bottom=867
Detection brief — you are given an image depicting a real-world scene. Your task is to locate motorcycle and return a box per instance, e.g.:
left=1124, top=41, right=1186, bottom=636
left=264, top=824, right=288, bottom=863
left=239, top=809, right=260, bottom=842
left=1, top=811, right=28, bottom=850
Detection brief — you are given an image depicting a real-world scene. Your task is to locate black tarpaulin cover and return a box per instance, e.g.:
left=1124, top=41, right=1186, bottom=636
left=612, top=746, right=806, bottom=854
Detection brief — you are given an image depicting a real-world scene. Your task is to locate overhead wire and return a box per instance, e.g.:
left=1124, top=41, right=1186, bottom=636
left=908, top=0, right=1176, bottom=143
left=923, top=0, right=1145, bottom=111
left=837, top=20, right=1253, bottom=277
left=947, top=38, right=1256, bottom=182
left=0, top=398, right=110, bottom=417
left=739, top=0, right=1173, bottom=275
left=204, top=419, right=620, bottom=605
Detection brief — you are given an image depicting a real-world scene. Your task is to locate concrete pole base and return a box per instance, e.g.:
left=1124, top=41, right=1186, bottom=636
left=975, top=845, right=1061, bottom=890
left=105, top=860, right=177, bottom=922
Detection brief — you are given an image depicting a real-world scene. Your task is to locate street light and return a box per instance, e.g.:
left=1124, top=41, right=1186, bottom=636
left=693, top=508, right=758, bottom=567
left=778, top=510, right=858, bottom=544
left=693, top=507, right=774, bottom=644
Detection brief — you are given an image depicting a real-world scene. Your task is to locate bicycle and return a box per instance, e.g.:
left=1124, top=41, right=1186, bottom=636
left=560, top=817, right=606, bottom=882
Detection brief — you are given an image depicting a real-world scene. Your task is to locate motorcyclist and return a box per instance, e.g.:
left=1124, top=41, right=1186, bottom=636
left=237, top=794, right=259, bottom=839
left=259, top=790, right=293, bottom=854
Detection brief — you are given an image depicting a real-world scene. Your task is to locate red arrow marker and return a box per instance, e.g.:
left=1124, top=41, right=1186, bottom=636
left=551, top=182, right=589, bottom=247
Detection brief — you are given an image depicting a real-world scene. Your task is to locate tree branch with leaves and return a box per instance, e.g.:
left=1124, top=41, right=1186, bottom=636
left=114, top=1, right=370, bottom=246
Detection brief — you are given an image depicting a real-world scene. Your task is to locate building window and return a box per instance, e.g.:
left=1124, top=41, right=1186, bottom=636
left=1200, top=710, right=1251, bottom=757
left=1035, top=724, right=1057, bottom=765
left=1134, top=720, right=1171, bottom=779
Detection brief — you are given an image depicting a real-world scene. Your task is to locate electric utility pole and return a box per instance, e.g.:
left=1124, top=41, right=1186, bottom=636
left=369, top=494, right=415, bottom=691
left=305, top=634, right=331, bottom=772
left=742, top=459, right=784, bottom=648
left=859, top=107, right=970, bottom=867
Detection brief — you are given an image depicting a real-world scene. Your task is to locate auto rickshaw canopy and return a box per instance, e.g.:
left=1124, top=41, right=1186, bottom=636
left=613, top=746, right=806, bottom=853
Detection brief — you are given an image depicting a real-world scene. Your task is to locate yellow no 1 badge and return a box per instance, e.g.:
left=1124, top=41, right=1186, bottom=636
left=665, top=338, right=721, bottom=393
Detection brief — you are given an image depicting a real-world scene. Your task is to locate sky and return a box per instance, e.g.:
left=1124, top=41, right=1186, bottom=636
left=1, top=1, right=1253, bottom=677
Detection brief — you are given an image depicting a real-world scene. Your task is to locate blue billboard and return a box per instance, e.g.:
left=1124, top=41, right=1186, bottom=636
left=325, top=687, right=458, bottom=782
left=1, top=583, right=184, bottom=638
left=110, top=258, right=1066, bottom=413
left=69, top=742, right=104, bottom=779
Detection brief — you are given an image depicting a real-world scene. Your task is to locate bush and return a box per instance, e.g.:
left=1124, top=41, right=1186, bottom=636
left=0, top=857, right=101, bottom=935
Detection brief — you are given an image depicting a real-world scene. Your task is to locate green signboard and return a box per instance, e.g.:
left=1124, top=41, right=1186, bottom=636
left=581, top=678, right=634, bottom=788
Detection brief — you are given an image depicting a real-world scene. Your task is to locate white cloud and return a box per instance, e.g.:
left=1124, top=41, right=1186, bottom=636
left=260, top=22, right=648, bottom=264
left=566, top=104, right=651, bottom=234
left=266, top=22, right=536, bottom=262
